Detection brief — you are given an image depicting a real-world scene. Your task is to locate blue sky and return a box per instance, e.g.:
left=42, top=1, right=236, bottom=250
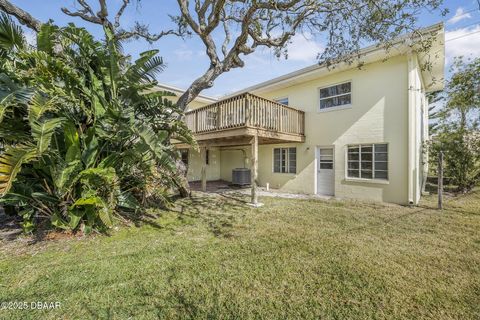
left=10, top=0, right=480, bottom=98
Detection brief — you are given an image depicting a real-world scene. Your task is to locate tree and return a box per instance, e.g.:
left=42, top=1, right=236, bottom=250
left=0, top=0, right=445, bottom=111
left=0, top=0, right=446, bottom=198
left=0, top=14, right=193, bottom=232
left=431, top=57, right=480, bottom=192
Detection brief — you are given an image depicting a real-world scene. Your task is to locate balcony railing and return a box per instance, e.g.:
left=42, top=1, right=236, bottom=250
left=184, top=93, right=305, bottom=136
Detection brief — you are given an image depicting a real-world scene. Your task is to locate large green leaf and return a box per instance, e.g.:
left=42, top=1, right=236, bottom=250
left=126, top=49, right=164, bottom=84
left=0, top=13, right=26, bottom=52
left=0, top=145, right=36, bottom=196
left=0, top=74, right=33, bottom=123
left=28, top=93, right=58, bottom=121
left=37, top=23, right=58, bottom=54
left=64, top=121, right=81, bottom=162
left=67, top=208, right=85, bottom=230
left=51, top=213, right=69, bottom=230
left=51, top=159, right=82, bottom=197
left=134, top=122, right=168, bottom=160
left=71, top=196, right=113, bottom=228
left=30, top=117, right=65, bottom=154
left=98, top=206, right=113, bottom=228
left=82, top=127, right=98, bottom=168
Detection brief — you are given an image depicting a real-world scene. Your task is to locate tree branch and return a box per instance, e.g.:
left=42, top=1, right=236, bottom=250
left=115, top=0, right=130, bottom=28
left=61, top=0, right=188, bottom=42
left=0, top=0, right=43, bottom=32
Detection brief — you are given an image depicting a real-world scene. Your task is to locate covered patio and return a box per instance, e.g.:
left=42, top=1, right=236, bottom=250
left=176, top=92, right=305, bottom=206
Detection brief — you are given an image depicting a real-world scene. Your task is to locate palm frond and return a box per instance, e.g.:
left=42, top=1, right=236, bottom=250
left=51, top=159, right=82, bottom=197
left=0, top=13, right=26, bottom=52
left=0, top=74, right=33, bottom=123
left=126, top=50, right=164, bottom=84
left=0, top=145, right=37, bottom=196
left=28, top=93, right=59, bottom=121
left=30, top=117, right=65, bottom=154
left=37, top=23, right=59, bottom=54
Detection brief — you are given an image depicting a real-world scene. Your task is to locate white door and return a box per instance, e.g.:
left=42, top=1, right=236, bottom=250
left=317, top=147, right=334, bottom=196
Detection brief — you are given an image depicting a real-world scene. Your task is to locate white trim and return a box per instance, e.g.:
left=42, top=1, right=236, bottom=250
left=272, top=147, right=297, bottom=174
left=318, top=104, right=352, bottom=113
left=407, top=54, right=416, bottom=204
left=344, top=143, right=389, bottom=182
left=344, top=178, right=390, bottom=185
left=155, top=83, right=218, bottom=104
left=223, top=23, right=444, bottom=97
left=318, top=81, right=352, bottom=112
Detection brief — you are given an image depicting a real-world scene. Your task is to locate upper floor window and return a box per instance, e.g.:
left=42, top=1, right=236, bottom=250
left=275, top=97, right=289, bottom=106
left=319, top=82, right=352, bottom=110
left=273, top=147, right=296, bottom=173
left=347, top=144, right=388, bottom=180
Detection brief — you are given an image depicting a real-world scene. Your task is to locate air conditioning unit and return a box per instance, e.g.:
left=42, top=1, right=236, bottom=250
left=232, top=168, right=251, bottom=185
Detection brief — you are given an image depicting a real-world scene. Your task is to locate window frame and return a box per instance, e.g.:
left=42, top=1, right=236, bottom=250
left=344, top=143, right=389, bottom=184
left=274, top=97, right=289, bottom=106
left=272, top=147, right=296, bottom=174
left=318, top=81, right=352, bottom=112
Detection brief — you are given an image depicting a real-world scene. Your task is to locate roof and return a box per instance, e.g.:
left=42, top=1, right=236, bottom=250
left=225, top=23, right=445, bottom=96
left=155, top=83, right=218, bottom=104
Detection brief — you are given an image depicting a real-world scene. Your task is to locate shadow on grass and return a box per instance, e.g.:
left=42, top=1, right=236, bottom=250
left=138, top=191, right=250, bottom=238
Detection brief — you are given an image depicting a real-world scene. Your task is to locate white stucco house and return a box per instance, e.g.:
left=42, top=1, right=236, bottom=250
left=170, top=23, right=445, bottom=205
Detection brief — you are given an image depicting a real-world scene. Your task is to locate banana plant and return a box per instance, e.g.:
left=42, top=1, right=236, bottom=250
left=0, top=16, right=193, bottom=233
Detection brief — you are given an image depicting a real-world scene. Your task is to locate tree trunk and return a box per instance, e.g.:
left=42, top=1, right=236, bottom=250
left=0, top=0, right=43, bottom=32
left=174, top=66, right=225, bottom=197
left=177, top=65, right=224, bottom=111
left=173, top=159, right=190, bottom=198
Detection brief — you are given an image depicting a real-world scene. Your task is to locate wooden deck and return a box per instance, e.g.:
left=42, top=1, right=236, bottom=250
left=182, top=93, right=305, bottom=147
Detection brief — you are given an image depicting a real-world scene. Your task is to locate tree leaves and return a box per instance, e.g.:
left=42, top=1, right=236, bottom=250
left=0, top=18, right=192, bottom=233
left=0, top=12, right=25, bottom=53
left=30, top=117, right=65, bottom=154
left=0, top=145, right=36, bottom=196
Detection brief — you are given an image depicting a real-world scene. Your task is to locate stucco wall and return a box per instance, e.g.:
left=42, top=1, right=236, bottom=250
left=185, top=148, right=221, bottom=182
left=183, top=55, right=429, bottom=204
left=219, top=148, right=251, bottom=182
left=253, top=55, right=410, bottom=204
left=408, top=54, right=428, bottom=204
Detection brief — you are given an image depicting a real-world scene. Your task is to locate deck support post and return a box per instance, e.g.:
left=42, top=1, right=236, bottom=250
left=201, top=146, right=207, bottom=192
left=250, top=134, right=261, bottom=206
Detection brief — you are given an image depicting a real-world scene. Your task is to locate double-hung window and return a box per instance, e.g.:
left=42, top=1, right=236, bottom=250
left=273, top=147, right=296, bottom=173
left=319, top=82, right=352, bottom=110
left=347, top=144, right=388, bottom=180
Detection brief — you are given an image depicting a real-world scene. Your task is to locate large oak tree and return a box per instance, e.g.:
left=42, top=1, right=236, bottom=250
left=1, top=0, right=445, bottom=110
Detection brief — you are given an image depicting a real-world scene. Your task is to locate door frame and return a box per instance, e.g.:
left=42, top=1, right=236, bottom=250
left=315, top=145, right=335, bottom=196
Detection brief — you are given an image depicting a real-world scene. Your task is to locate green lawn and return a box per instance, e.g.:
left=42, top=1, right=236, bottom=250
left=1, top=190, right=479, bottom=319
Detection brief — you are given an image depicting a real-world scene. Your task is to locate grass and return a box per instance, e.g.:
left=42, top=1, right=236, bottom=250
left=0, top=190, right=479, bottom=319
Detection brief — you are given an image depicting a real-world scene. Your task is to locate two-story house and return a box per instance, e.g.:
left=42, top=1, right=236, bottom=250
left=172, top=23, right=445, bottom=205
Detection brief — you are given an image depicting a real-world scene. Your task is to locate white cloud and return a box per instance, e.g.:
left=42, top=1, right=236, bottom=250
left=445, top=25, right=480, bottom=64
left=286, top=33, right=323, bottom=62
left=173, top=46, right=206, bottom=61
left=447, top=7, right=472, bottom=25
left=173, top=47, right=194, bottom=61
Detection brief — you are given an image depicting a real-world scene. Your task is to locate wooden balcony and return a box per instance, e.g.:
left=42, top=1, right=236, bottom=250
left=183, top=93, right=305, bottom=147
